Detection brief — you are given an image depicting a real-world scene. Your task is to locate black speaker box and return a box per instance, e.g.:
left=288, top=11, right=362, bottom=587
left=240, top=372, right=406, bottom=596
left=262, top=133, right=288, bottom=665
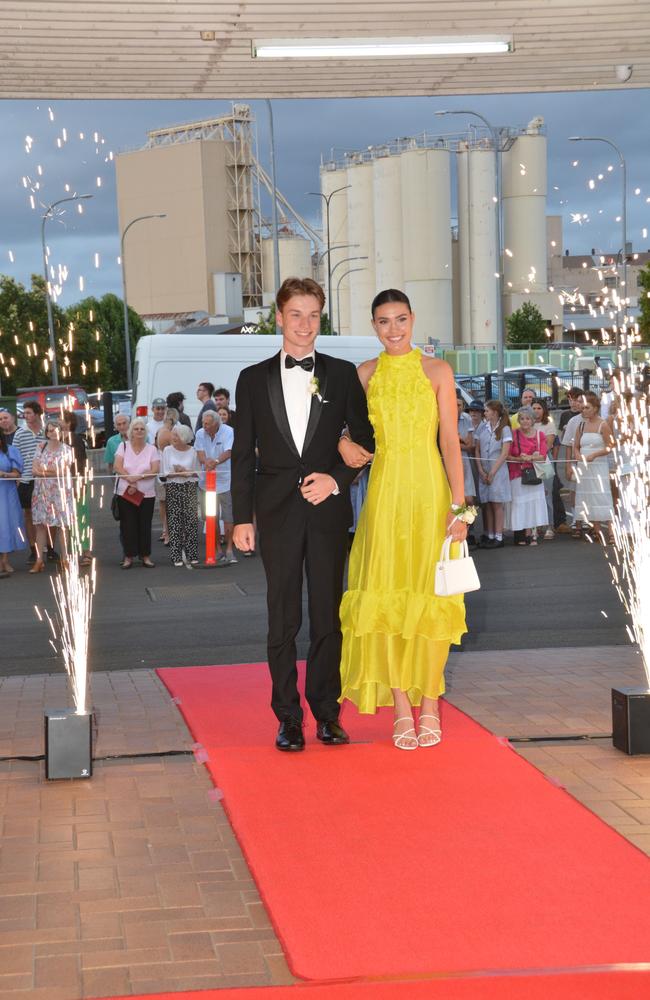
left=44, top=709, right=93, bottom=779
left=611, top=688, right=650, bottom=756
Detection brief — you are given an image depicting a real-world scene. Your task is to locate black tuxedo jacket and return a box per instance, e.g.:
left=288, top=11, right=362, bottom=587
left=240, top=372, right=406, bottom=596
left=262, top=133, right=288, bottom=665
left=231, top=350, right=374, bottom=533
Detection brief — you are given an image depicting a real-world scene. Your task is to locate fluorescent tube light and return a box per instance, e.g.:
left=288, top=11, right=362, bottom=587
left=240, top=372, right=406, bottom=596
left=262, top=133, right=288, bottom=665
left=252, top=36, right=514, bottom=59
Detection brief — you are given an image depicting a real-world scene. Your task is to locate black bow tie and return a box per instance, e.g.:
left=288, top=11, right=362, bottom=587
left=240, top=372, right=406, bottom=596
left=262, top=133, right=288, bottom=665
left=285, top=355, right=314, bottom=372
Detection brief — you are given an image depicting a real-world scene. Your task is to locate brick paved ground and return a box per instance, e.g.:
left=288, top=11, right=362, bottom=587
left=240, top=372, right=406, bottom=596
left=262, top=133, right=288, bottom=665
left=0, top=672, right=292, bottom=998
left=0, top=649, right=648, bottom=997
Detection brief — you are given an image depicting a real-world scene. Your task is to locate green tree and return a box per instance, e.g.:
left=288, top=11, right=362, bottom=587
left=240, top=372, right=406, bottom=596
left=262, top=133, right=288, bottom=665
left=0, top=274, right=66, bottom=392
left=638, top=264, right=650, bottom=344
left=64, top=293, right=151, bottom=389
left=252, top=302, right=333, bottom=335
left=505, top=301, right=547, bottom=347
left=61, top=301, right=109, bottom=388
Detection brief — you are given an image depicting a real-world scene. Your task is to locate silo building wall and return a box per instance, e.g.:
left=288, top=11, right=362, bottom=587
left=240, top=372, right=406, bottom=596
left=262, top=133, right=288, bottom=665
left=401, top=148, right=453, bottom=344
left=457, top=145, right=498, bottom=346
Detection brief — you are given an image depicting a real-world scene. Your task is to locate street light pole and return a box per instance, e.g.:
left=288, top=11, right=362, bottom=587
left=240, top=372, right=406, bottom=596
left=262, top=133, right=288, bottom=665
left=41, top=194, right=93, bottom=385
left=316, top=243, right=358, bottom=267
left=569, top=136, right=628, bottom=365
left=330, top=256, right=369, bottom=333
left=265, top=100, right=281, bottom=299
left=436, top=110, right=505, bottom=391
left=336, top=267, right=366, bottom=335
left=308, top=185, right=351, bottom=328
left=120, top=214, right=166, bottom=390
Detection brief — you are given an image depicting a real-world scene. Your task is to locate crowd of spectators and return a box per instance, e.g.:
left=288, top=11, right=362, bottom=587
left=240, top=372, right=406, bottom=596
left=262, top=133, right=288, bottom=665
left=460, top=368, right=638, bottom=549
left=0, top=366, right=644, bottom=576
left=104, top=381, right=237, bottom=570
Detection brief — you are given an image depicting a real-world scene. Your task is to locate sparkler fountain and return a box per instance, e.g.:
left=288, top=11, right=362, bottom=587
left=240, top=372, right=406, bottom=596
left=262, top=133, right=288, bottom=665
left=605, top=340, right=650, bottom=753
left=42, top=457, right=96, bottom=779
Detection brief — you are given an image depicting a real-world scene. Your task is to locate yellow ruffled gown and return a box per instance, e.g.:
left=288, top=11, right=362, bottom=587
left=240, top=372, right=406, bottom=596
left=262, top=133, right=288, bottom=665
left=339, top=348, right=467, bottom=713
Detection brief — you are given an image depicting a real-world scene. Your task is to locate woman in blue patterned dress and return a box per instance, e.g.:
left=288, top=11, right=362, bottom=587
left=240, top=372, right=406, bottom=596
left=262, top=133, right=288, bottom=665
left=0, top=429, right=27, bottom=577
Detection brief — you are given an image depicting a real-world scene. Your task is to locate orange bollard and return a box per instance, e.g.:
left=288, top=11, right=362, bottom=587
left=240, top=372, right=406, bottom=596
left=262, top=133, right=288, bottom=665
left=205, top=469, right=217, bottom=566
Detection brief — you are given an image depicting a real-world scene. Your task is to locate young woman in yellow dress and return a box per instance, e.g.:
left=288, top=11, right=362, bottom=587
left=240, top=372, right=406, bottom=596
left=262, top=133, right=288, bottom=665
left=338, top=289, right=468, bottom=750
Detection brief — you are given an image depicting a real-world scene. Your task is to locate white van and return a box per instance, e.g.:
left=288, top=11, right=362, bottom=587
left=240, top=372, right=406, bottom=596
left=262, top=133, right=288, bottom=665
left=132, top=334, right=386, bottom=423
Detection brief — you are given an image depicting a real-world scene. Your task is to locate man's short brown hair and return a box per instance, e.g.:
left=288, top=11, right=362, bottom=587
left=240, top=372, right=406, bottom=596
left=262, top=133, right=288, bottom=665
left=276, top=277, right=325, bottom=313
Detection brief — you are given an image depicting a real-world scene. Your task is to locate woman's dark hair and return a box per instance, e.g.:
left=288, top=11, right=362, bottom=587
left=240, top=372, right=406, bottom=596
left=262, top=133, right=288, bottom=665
left=0, top=429, right=7, bottom=454
left=371, top=288, right=412, bottom=318
left=63, top=409, right=78, bottom=432
left=532, top=397, right=549, bottom=424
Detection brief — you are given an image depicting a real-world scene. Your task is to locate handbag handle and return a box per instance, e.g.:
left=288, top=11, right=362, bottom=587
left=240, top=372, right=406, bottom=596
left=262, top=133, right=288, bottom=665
left=440, top=536, right=469, bottom=562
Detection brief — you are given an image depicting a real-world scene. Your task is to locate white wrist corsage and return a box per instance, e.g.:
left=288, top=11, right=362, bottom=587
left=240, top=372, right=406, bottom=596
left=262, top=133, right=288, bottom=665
left=450, top=503, right=478, bottom=525
left=308, top=376, right=328, bottom=404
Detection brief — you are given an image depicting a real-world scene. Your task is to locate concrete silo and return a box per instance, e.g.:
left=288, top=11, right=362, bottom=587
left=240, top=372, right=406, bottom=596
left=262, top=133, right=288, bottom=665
left=400, top=147, right=453, bottom=342
left=373, top=154, right=404, bottom=295
left=456, top=143, right=498, bottom=345
left=261, top=234, right=313, bottom=297
left=320, top=165, right=350, bottom=332
left=346, top=162, right=376, bottom=336
left=502, top=125, right=554, bottom=321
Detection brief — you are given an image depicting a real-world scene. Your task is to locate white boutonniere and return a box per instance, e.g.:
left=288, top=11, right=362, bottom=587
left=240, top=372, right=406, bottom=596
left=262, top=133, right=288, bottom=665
left=308, top=376, right=328, bottom=404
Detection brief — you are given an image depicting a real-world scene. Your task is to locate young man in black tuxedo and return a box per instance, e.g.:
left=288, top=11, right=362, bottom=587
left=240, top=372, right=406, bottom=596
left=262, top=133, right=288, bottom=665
left=232, top=277, right=374, bottom=751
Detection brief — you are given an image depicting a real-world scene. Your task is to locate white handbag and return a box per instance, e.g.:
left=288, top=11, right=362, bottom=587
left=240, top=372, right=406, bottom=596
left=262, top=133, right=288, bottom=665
left=434, top=536, right=481, bottom=597
left=533, top=432, right=554, bottom=482
left=533, top=456, right=555, bottom=482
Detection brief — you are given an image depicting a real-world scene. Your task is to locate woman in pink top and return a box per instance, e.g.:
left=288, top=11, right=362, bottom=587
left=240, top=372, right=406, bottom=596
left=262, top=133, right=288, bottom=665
left=113, top=417, right=160, bottom=568
left=507, top=406, right=548, bottom=546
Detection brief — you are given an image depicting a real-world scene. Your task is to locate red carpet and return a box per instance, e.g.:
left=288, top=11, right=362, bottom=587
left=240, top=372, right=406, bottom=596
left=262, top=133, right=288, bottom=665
left=119, top=969, right=650, bottom=1000
left=158, top=663, right=650, bottom=985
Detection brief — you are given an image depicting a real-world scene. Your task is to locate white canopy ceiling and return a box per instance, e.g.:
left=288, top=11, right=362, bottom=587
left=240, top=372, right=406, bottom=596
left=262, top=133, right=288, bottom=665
left=1, top=0, right=648, bottom=99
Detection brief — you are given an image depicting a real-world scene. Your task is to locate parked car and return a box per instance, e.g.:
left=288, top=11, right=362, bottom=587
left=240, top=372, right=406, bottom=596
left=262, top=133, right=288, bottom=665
left=455, top=379, right=479, bottom=408
left=16, top=384, right=104, bottom=442
left=487, top=366, right=573, bottom=408
left=88, top=390, right=132, bottom=419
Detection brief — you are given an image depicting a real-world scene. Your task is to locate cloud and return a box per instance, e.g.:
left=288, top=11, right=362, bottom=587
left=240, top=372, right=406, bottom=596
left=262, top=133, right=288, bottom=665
left=1, top=90, right=648, bottom=305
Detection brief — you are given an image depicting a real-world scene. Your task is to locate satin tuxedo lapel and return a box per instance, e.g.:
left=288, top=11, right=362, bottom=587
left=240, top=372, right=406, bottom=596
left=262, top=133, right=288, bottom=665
left=302, top=352, right=328, bottom=456
left=266, top=352, right=300, bottom=459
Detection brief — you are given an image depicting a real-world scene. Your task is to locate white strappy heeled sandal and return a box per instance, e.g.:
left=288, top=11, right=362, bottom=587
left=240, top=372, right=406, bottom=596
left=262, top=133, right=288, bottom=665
left=417, top=713, right=442, bottom=748
left=392, top=716, right=418, bottom=751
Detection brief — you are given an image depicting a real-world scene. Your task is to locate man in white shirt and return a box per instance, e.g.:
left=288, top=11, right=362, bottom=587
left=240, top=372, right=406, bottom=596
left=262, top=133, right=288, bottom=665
left=195, top=410, right=235, bottom=563
left=146, top=398, right=167, bottom=444
left=599, top=367, right=623, bottom=420
left=560, top=392, right=587, bottom=531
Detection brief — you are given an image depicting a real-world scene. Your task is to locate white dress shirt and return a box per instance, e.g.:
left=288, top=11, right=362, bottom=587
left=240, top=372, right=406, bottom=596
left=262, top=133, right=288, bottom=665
left=280, top=349, right=314, bottom=455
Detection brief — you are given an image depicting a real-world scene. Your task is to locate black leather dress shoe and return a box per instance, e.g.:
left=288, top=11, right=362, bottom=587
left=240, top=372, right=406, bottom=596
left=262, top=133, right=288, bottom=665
left=316, top=720, right=350, bottom=745
left=276, top=718, right=305, bottom=752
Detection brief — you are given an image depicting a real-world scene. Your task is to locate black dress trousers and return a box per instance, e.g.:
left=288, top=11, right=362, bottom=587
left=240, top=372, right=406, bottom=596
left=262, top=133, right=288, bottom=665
left=259, top=499, right=349, bottom=724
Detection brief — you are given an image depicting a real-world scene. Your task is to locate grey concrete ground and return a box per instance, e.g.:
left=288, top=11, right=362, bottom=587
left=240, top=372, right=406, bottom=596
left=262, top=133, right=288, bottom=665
left=2, top=493, right=630, bottom=677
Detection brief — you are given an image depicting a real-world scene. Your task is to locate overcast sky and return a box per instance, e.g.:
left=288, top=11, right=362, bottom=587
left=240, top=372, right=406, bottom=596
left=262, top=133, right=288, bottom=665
left=1, top=88, right=648, bottom=306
